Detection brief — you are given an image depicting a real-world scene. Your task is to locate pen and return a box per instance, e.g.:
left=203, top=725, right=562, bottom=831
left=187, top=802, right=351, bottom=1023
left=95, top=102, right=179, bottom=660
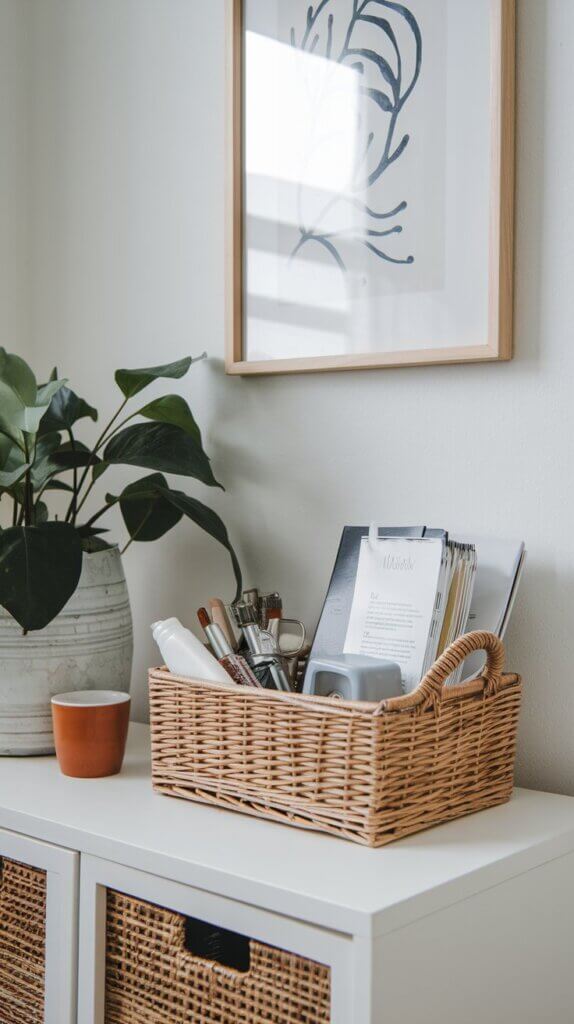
left=241, top=624, right=292, bottom=692
left=197, top=608, right=261, bottom=688
left=208, top=597, right=237, bottom=650
left=230, top=602, right=292, bottom=691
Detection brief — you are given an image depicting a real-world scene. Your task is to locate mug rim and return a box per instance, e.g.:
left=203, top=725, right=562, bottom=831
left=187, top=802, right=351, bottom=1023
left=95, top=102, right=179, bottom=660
left=51, top=690, right=131, bottom=708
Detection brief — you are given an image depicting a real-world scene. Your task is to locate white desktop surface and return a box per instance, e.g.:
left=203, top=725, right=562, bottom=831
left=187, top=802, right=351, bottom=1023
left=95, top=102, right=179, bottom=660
left=0, top=722, right=573, bottom=937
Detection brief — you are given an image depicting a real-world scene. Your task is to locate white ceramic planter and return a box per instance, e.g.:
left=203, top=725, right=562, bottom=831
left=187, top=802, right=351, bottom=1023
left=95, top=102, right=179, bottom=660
left=0, top=545, right=133, bottom=755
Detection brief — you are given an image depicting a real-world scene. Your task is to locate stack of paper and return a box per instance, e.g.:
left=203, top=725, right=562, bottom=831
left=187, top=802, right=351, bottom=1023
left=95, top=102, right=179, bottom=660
left=310, top=526, right=525, bottom=695
left=453, top=535, right=526, bottom=681
left=343, top=537, right=446, bottom=692
left=342, top=536, right=477, bottom=693
left=424, top=542, right=477, bottom=683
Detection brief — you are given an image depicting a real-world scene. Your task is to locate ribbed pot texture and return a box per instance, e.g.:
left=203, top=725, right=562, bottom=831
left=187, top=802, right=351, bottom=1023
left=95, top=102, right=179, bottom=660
left=0, top=545, right=133, bottom=755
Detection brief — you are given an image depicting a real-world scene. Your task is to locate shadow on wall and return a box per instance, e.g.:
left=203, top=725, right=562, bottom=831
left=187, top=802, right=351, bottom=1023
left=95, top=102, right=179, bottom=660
left=510, top=561, right=573, bottom=795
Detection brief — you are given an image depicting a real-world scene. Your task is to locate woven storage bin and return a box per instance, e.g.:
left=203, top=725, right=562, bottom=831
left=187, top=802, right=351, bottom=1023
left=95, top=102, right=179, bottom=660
left=0, top=858, right=46, bottom=1024
left=105, top=888, right=330, bottom=1023
left=149, top=631, right=522, bottom=847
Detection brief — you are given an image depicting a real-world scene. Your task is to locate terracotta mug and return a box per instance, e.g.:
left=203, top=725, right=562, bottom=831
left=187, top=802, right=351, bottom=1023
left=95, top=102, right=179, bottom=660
left=51, top=691, right=130, bottom=778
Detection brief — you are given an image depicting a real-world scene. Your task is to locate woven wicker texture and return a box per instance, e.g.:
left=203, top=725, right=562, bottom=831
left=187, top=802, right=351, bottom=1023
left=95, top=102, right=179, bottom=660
left=149, top=631, right=522, bottom=847
left=0, top=858, right=46, bottom=1024
left=105, top=889, right=330, bottom=1024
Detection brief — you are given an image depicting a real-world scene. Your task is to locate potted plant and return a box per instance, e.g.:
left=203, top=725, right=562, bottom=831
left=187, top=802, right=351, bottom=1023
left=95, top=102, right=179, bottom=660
left=0, top=348, right=241, bottom=754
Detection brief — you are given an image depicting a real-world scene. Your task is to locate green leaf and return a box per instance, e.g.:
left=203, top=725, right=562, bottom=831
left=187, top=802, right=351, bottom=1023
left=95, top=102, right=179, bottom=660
left=0, top=523, right=83, bottom=630
left=0, top=432, right=62, bottom=497
left=105, top=473, right=241, bottom=598
left=0, top=350, right=36, bottom=442
left=43, top=479, right=74, bottom=493
left=35, top=379, right=67, bottom=409
left=0, top=455, right=29, bottom=489
left=76, top=525, right=109, bottom=539
left=91, top=461, right=108, bottom=483
left=0, top=423, right=25, bottom=452
left=0, top=349, right=37, bottom=406
left=40, top=384, right=98, bottom=433
left=0, top=436, right=12, bottom=465
left=115, top=355, right=203, bottom=399
left=158, top=486, right=242, bottom=601
left=101, top=422, right=221, bottom=488
left=0, top=435, right=29, bottom=489
left=0, top=350, right=67, bottom=436
left=29, top=380, right=67, bottom=432
left=111, top=473, right=183, bottom=542
left=35, top=501, right=49, bottom=525
left=7, top=481, right=25, bottom=506
left=4, top=434, right=81, bottom=495
left=51, top=441, right=101, bottom=471
left=138, top=395, right=202, bottom=442
left=30, top=432, right=62, bottom=490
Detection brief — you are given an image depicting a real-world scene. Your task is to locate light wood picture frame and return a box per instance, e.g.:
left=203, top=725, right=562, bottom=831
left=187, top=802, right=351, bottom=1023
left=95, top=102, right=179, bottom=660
left=226, top=0, right=515, bottom=376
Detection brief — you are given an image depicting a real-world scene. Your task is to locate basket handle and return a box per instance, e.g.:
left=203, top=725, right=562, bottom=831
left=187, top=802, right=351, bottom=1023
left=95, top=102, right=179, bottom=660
left=375, top=630, right=505, bottom=715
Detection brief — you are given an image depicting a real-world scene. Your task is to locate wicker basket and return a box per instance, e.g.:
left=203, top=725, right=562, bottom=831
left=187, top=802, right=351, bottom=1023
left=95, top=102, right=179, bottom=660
left=0, top=858, right=46, bottom=1024
left=149, top=631, right=522, bottom=847
left=105, top=888, right=330, bottom=1023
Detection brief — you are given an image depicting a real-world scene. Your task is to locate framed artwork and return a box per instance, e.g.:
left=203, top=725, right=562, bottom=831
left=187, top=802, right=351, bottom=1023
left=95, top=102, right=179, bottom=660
left=225, top=0, right=515, bottom=375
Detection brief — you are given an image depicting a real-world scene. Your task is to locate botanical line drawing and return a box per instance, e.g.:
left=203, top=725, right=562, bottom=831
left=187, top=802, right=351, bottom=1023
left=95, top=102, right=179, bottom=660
left=289, top=0, right=422, bottom=270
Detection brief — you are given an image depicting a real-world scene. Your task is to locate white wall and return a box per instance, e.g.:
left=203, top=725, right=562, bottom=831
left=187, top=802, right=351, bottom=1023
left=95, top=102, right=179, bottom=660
left=0, top=0, right=31, bottom=532
left=17, top=0, right=574, bottom=794
left=0, top=0, right=30, bottom=358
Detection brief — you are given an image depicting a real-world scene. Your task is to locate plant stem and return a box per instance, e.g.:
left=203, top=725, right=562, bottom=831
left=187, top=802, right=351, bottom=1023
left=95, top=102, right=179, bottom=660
left=73, top=478, right=98, bottom=520
left=12, top=497, right=18, bottom=527
left=24, top=472, right=33, bottom=525
left=93, top=398, right=130, bottom=453
left=23, top=436, right=33, bottom=526
left=99, top=410, right=138, bottom=441
left=65, top=429, right=78, bottom=524
left=120, top=506, right=155, bottom=555
left=83, top=499, right=117, bottom=530
left=73, top=397, right=129, bottom=513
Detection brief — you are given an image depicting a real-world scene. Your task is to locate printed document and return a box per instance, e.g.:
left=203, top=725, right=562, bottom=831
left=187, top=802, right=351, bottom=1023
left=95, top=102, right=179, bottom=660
left=344, top=537, right=445, bottom=692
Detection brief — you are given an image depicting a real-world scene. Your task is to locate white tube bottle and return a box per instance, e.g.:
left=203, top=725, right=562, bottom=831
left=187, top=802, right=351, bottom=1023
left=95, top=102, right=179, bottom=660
left=151, top=618, right=232, bottom=684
